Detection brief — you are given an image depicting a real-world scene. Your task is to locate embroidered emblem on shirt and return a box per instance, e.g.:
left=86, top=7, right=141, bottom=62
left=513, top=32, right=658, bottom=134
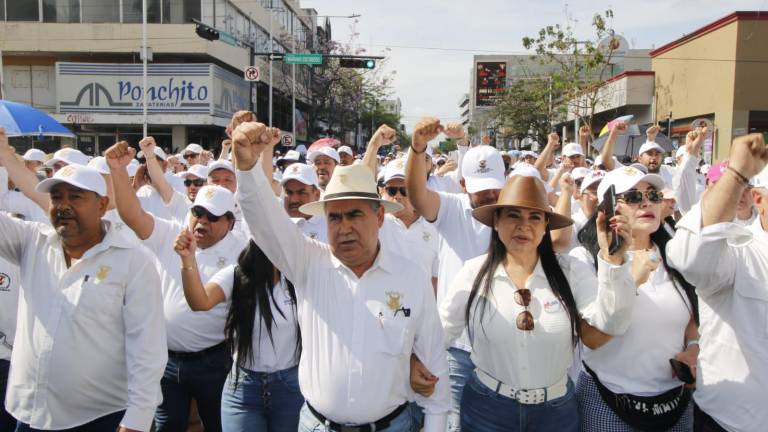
left=204, top=188, right=216, bottom=200
left=95, top=266, right=111, bottom=281
left=422, top=231, right=431, bottom=242
left=217, top=257, right=227, bottom=268
left=59, top=166, right=76, bottom=177
left=309, top=232, right=318, bottom=239
left=543, top=299, right=562, bottom=313
left=0, top=273, right=10, bottom=291
left=386, top=291, right=403, bottom=312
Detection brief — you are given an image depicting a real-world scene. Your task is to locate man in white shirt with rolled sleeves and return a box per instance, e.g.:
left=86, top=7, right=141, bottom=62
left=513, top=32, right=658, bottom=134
left=667, top=133, right=768, bottom=432
left=281, top=162, right=328, bottom=243
left=0, top=132, right=167, bottom=432
left=231, top=121, right=449, bottom=432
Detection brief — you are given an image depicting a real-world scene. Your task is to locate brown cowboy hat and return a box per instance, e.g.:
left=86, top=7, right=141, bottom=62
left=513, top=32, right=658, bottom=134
left=472, top=175, right=573, bottom=229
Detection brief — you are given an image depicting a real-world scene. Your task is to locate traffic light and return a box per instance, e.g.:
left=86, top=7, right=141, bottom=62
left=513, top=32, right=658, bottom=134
left=339, top=58, right=375, bottom=69
left=195, top=22, right=219, bottom=41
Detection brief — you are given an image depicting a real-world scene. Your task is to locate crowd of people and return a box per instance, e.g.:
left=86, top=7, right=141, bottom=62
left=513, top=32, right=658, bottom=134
left=0, top=109, right=766, bottom=432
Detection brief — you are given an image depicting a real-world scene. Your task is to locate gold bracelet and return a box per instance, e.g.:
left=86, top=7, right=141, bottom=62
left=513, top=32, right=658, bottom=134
left=180, top=265, right=195, bottom=271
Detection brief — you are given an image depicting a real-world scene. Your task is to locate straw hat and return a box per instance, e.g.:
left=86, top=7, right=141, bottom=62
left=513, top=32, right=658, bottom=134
left=472, top=175, right=573, bottom=229
left=299, top=164, right=403, bottom=216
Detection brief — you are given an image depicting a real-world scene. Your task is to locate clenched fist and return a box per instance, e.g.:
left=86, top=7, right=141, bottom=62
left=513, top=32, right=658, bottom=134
left=370, top=124, right=398, bottom=148
left=579, top=125, right=592, bottom=138
left=443, top=122, right=465, bottom=139
left=231, top=122, right=271, bottom=170
left=226, top=110, right=257, bottom=138
left=728, top=133, right=768, bottom=179
left=138, top=136, right=157, bottom=160
left=412, top=117, right=442, bottom=153
left=174, top=228, right=197, bottom=257
left=104, top=141, right=136, bottom=170
left=646, top=124, right=660, bottom=140
left=547, top=132, right=560, bottom=148
left=611, top=121, right=628, bottom=135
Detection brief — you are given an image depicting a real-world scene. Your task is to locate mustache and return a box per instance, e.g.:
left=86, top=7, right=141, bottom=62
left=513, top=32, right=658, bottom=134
left=316, top=170, right=329, bottom=176
left=55, top=209, right=76, bottom=219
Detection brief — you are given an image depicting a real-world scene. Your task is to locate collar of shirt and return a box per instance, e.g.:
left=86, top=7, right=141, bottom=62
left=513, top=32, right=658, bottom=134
left=329, top=243, right=397, bottom=275
left=43, top=220, right=133, bottom=258
left=385, top=213, right=425, bottom=231
left=491, top=258, right=547, bottom=288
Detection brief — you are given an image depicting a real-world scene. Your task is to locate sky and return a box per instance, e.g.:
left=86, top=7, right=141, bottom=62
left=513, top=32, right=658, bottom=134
left=301, top=0, right=768, bottom=132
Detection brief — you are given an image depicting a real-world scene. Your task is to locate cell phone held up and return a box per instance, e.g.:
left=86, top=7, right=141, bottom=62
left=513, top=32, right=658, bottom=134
left=600, top=184, right=624, bottom=255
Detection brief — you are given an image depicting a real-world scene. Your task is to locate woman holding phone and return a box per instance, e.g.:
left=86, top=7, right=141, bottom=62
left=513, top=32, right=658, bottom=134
left=438, top=174, right=637, bottom=432
left=573, top=166, right=699, bottom=431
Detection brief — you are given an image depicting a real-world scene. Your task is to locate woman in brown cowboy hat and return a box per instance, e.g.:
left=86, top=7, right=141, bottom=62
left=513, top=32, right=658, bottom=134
left=438, top=174, right=636, bottom=432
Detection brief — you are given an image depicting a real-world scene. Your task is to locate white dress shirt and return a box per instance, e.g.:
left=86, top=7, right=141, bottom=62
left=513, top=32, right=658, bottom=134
left=667, top=204, right=768, bottom=432
left=137, top=184, right=188, bottom=222
left=291, top=215, right=328, bottom=243
left=209, top=266, right=299, bottom=373
left=433, top=191, right=491, bottom=351
left=0, top=254, right=20, bottom=362
left=0, top=216, right=167, bottom=431
left=672, top=153, right=701, bottom=214
left=144, top=216, right=247, bottom=352
left=380, top=214, right=440, bottom=278
left=236, top=164, right=450, bottom=432
left=440, top=252, right=635, bottom=390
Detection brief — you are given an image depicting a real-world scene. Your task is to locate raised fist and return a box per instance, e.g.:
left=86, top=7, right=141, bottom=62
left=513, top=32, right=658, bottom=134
left=370, top=124, right=397, bottom=148
left=226, top=110, right=257, bottom=138
left=412, top=117, right=442, bottom=152
left=579, top=125, right=591, bottom=138
left=0, top=128, right=10, bottom=154
left=105, top=141, right=136, bottom=170
left=174, top=228, right=197, bottom=258
left=646, top=124, right=660, bottom=139
left=728, top=133, right=768, bottom=179
left=559, top=172, right=575, bottom=195
left=267, top=127, right=282, bottom=147
left=443, top=122, right=465, bottom=139
left=612, top=121, right=628, bottom=135
left=548, top=132, right=560, bottom=148
left=138, top=136, right=157, bottom=159
left=231, top=122, right=271, bottom=170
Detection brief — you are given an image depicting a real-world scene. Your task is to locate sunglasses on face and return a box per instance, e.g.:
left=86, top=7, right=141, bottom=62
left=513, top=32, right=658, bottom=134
left=385, top=186, right=407, bottom=197
left=183, top=153, right=199, bottom=160
left=618, top=189, right=664, bottom=205
left=190, top=206, right=222, bottom=222
left=514, top=289, right=534, bottom=331
left=184, top=179, right=206, bottom=187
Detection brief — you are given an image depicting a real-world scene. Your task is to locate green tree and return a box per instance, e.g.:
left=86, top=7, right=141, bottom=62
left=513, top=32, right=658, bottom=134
left=490, top=78, right=553, bottom=146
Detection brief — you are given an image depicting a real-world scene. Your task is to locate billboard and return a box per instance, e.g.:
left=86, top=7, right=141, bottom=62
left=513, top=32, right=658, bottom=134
left=476, top=62, right=507, bottom=106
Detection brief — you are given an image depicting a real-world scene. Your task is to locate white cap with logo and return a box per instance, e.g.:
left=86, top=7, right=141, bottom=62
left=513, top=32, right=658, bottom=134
left=186, top=164, right=209, bottom=179
left=383, top=157, right=407, bottom=183
left=192, top=185, right=236, bottom=216
left=580, top=169, right=606, bottom=194
left=461, top=146, right=505, bottom=194
left=308, top=147, right=340, bottom=164
left=597, top=166, right=665, bottom=204
left=638, top=141, right=665, bottom=156
left=45, top=148, right=90, bottom=167
left=207, top=160, right=235, bottom=175
left=23, top=148, right=47, bottom=163
left=571, top=167, right=590, bottom=181
left=562, top=143, right=584, bottom=157
left=36, top=164, right=107, bottom=197
left=281, top=163, right=319, bottom=187
left=184, top=143, right=204, bottom=155
left=87, top=156, right=110, bottom=175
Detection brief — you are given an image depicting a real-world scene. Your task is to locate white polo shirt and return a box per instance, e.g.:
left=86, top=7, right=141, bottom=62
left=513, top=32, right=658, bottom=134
left=380, top=214, right=439, bottom=278
left=667, top=204, right=768, bottom=432
left=144, top=216, right=247, bottom=352
left=209, top=266, right=299, bottom=373
left=0, top=216, right=167, bottom=431
left=0, top=254, right=20, bottom=362
left=237, top=165, right=450, bottom=432
left=137, top=185, right=189, bottom=223
left=291, top=215, right=328, bottom=243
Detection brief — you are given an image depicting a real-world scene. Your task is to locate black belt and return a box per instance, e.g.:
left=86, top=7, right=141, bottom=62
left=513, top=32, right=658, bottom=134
left=168, top=342, right=226, bottom=359
left=307, top=402, right=408, bottom=432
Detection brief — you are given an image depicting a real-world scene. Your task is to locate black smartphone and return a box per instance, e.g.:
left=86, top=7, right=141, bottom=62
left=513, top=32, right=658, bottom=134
left=600, top=184, right=623, bottom=255
left=669, top=358, right=695, bottom=384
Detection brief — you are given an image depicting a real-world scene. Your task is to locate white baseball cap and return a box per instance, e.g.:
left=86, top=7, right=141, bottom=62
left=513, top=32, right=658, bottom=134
left=186, top=164, right=209, bottom=179
left=23, top=148, right=46, bottom=163
left=597, top=166, right=666, bottom=204
left=638, top=141, right=665, bottom=156
left=45, top=148, right=90, bottom=167
left=562, top=143, right=584, bottom=157
left=207, top=160, right=235, bottom=176
left=127, top=160, right=140, bottom=177
left=87, top=156, right=110, bottom=175
left=137, top=146, right=168, bottom=161
left=308, top=147, right=340, bottom=164
left=675, top=145, right=687, bottom=159
left=281, top=163, right=319, bottom=187
left=594, top=154, right=623, bottom=168
left=571, top=167, right=590, bottom=181
left=36, top=164, right=107, bottom=197
left=192, top=185, right=236, bottom=216
left=752, top=165, right=768, bottom=189
left=278, top=150, right=301, bottom=163
left=508, top=164, right=553, bottom=193
left=521, top=150, right=538, bottom=159
left=337, top=146, right=354, bottom=156
left=580, top=169, right=606, bottom=194
left=461, top=146, right=505, bottom=194
left=383, top=157, right=407, bottom=183
left=184, top=143, right=204, bottom=155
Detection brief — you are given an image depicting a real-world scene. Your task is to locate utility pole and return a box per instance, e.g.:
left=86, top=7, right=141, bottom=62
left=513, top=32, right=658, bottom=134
left=142, top=0, right=148, bottom=137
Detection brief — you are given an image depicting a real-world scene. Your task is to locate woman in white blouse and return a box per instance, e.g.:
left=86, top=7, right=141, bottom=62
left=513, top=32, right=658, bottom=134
left=174, top=236, right=303, bottom=432
left=573, top=166, right=699, bottom=431
left=439, top=175, right=636, bottom=432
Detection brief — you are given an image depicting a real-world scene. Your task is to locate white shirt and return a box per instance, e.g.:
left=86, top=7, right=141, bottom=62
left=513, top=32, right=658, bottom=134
left=292, top=215, right=328, bottom=243
left=0, top=217, right=167, bottom=431
left=567, top=208, right=591, bottom=252
left=166, top=172, right=187, bottom=195
left=137, top=184, right=189, bottom=223
left=144, top=217, right=246, bottom=352
left=572, top=247, right=692, bottom=395
left=236, top=164, right=450, bottom=432
left=671, top=153, right=701, bottom=214
left=0, top=254, right=20, bottom=361
left=428, top=174, right=461, bottom=194
left=380, top=214, right=440, bottom=278
left=210, top=266, right=299, bottom=372
left=667, top=204, right=768, bottom=432
left=440, top=252, right=635, bottom=390
left=433, top=191, right=491, bottom=351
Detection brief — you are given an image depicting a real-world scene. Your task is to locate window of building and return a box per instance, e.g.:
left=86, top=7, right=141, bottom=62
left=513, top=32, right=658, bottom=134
left=162, top=0, right=200, bottom=24
left=123, top=0, right=161, bottom=23
left=81, top=0, right=119, bottom=22
left=43, top=0, right=80, bottom=23
left=6, top=0, right=40, bottom=21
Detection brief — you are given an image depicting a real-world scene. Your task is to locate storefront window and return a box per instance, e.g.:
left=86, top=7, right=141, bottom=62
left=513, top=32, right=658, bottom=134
left=81, top=0, right=119, bottom=23
left=43, top=0, right=80, bottom=23
left=162, top=0, right=200, bottom=24
left=123, top=0, right=161, bottom=23
left=7, top=0, right=40, bottom=21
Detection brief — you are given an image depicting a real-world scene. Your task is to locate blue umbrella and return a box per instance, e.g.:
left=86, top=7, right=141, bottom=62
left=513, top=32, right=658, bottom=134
left=0, top=100, right=75, bottom=138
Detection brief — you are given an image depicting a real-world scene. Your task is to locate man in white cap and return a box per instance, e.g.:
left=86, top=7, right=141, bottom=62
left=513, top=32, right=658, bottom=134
left=0, top=130, right=167, bottom=432
left=667, top=133, right=768, bottom=432
left=44, top=147, right=90, bottom=173
left=135, top=138, right=189, bottom=222
left=231, top=121, right=449, bottom=432
left=307, top=146, right=340, bottom=191
left=106, top=141, right=246, bottom=432
left=281, top=162, right=326, bottom=242
left=22, top=149, right=46, bottom=173
left=337, top=145, right=355, bottom=166
left=183, top=164, right=209, bottom=203
left=405, top=117, right=504, bottom=432
left=276, top=149, right=301, bottom=171
left=182, top=143, right=204, bottom=166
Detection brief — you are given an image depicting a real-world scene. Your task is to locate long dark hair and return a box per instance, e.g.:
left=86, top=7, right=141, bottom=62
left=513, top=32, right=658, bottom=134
left=225, top=240, right=301, bottom=387
left=577, top=214, right=699, bottom=324
left=465, top=216, right=582, bottom=347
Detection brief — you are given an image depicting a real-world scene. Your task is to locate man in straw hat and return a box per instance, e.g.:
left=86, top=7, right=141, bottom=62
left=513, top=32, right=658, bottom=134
left=230, top=120, right=450, bottom=432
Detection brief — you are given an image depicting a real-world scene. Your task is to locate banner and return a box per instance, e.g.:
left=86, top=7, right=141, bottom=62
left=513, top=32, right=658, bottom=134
left=476, top=62, right=507, bottom=106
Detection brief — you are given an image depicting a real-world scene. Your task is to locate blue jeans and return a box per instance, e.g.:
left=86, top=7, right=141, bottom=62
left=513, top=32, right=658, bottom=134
left=297, top=402, right=421, bottom=432
left=447, top=347, right=474, bottom=432
left=221, top=365, right=304, bottom=432
left=460, top=371, right=578, bottom=432
left=15, top=410, right=125, bottom=431
left=155, top=344, right=231, bottom=432
left=1, top=359, right=16, bottom=431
